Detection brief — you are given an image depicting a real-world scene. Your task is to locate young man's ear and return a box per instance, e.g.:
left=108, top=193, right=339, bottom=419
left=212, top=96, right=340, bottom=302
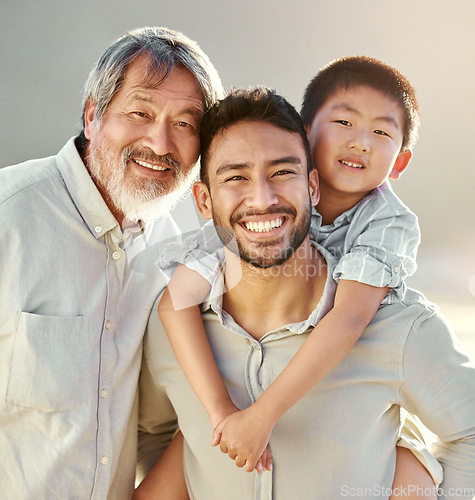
left=83, top=98, right=97, bottom=140
left=193, top=182, right=213, bottom=219
left=308, top=168, right=320, bottom=207
left=389, top=150, right=412, bottom=180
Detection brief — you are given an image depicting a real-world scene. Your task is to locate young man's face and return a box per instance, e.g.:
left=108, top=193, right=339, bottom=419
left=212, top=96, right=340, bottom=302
left=194, top=120, right=319, bottom=269
left=306, top=85, right=412, bottom=205
left=84, top=55, right=205, bottom=222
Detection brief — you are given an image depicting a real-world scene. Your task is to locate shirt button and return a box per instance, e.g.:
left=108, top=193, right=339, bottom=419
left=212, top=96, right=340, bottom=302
left=112, top=251, right=121, bottom=260
left=101, top=389, right=109, bottom=399
left=105, top=320, right=112, bottom=330
left=94, top=226, right=102, bottom=233
left=393, top=265, right=401, bottom=273
left=101, top=456, right=109, bottom=465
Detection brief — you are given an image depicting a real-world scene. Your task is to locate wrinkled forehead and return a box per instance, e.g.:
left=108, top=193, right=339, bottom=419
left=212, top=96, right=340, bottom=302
left=131, top=55, right=203, bottom=99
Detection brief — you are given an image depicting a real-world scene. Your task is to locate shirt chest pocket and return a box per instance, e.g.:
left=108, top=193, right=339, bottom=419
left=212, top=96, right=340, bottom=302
left=7, top=312, right=89, bottom=412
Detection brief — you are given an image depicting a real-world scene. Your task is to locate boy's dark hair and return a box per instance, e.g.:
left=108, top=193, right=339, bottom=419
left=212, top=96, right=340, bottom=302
left=300, top=56, right=420, bottom=152
left=200, top=87, right=314, bottom=186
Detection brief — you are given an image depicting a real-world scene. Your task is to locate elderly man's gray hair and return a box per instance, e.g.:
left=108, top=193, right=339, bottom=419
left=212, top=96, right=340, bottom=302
left=81, top=26, right=223, bottom=129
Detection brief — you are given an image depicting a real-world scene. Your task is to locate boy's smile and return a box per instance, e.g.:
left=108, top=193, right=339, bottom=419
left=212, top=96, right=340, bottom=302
left=306, top=85, right=412, bottom=210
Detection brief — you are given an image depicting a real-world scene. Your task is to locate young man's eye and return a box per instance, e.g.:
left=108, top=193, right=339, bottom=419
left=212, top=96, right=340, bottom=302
left=273, top=169, right=293, bottom=176
left=177, top=121, right=190, bottom=127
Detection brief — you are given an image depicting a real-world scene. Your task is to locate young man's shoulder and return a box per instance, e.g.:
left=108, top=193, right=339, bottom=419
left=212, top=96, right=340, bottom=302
left=375, top=286, right=448, bottom=340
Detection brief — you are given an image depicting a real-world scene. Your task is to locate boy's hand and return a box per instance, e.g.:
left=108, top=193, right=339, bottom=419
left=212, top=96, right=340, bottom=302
left=208, top=401, right=240, bottom=429
left=255, top=445, right=273, bottom=474
left=211, top=406, right=274, bottom=472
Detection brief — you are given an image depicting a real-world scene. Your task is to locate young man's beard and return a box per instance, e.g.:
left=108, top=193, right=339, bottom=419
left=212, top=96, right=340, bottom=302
left=87, top=138, right=198, bottom=225
left=213, top=204, right=312, bottom=269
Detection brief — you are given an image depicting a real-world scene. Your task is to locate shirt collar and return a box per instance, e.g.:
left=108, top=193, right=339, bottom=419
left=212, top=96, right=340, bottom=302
left=55, top=137, right=120, bottom=239
left=201, top=242, right=338, bottom=336
left=319, top=181, right=391, bottom=230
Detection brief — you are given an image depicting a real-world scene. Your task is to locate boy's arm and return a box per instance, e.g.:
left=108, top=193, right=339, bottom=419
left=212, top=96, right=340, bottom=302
left=159, top=265, right=238, bottom=427
left=214, top=280, right=389, bottom=471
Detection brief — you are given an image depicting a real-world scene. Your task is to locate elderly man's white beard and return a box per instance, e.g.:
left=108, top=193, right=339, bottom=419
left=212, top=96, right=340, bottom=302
left=87, top=141, right=198, bottom=225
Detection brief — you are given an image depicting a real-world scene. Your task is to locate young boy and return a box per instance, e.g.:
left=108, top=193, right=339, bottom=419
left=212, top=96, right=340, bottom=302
left=155, top=57, right=439, bottom=486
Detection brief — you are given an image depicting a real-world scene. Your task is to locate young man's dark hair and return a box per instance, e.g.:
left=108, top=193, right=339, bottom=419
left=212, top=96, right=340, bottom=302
left=300, top=56, right=420, bottom=152
left=199, top=86, right=314, bottom=186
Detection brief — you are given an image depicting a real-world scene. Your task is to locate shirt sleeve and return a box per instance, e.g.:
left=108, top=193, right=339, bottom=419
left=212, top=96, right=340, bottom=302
left=333, top=207, right=420, bottom=300
left=157, top=220, right=224, bottom=285
left=399, top=306, right=475, bottom=499
left=136, top=299, right=178, bottom=481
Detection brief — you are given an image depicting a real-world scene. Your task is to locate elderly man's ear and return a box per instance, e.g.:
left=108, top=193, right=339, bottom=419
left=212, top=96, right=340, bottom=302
left=83, top=98, right=98, bottom=141
left=193, top=182, right=213, bottom=219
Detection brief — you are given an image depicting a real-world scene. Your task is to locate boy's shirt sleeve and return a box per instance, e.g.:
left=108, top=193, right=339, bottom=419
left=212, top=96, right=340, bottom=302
left=332, top=183, right=420, bottom=301
left=158, top=220, right=224, bottom=285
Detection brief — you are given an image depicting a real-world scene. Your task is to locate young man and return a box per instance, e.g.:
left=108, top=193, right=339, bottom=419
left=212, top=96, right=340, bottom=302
left=138, top=88, right=475, bottom=499
left=155, top=56, right=423, bottom=475
left=0, top=27, right=222, bottom=499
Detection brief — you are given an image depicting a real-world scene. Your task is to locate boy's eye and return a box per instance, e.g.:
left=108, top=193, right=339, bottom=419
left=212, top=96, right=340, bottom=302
left=335, top=120, right=351, bottom=126
left=374, top=129, right=390, bottom=137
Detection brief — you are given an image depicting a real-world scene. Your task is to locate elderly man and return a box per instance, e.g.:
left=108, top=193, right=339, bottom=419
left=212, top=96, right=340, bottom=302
left=0, top=27, right=222, bottom=499
left=138, top=88, right=475, bottom=499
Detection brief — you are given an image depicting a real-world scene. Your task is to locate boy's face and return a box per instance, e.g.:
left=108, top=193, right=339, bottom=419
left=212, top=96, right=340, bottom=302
left=306, top=85, right=412, bottom=204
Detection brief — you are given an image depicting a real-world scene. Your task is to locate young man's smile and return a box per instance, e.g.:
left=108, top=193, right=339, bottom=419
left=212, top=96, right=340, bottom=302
left=194, top=120, right=319, bottom=268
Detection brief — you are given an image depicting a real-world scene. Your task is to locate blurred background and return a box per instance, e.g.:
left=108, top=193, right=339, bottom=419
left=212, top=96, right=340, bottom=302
left=1, top=0, right=474, bottom=356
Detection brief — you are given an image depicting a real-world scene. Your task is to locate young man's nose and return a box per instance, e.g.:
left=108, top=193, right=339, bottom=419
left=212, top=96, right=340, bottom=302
left=245, top=179, right=279, bottom=209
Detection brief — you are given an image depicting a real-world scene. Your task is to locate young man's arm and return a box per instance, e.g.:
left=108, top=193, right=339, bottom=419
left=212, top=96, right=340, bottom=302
left=136, top=345, right=179, bottom=483
left=400, top=305, right=475, bottom=498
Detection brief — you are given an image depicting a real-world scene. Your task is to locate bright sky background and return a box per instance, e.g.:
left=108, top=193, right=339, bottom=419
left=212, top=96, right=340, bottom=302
left=1, top=0, right=474, bottom=350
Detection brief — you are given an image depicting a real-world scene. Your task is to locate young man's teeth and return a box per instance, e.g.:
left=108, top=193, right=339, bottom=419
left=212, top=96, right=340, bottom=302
left=245, top=218, right=283, bottom=233
left=341, top=160, right=364, bottom=169
left=135, top=159, right=168, bottom=171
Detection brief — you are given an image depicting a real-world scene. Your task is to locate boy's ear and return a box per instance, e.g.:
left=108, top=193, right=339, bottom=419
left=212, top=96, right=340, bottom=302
left=193, top=182, right=213, bottom=219
left=308, top=169, right=320, bottom=207
left=83, top=98, right=97, bottom=140
left=389, top=150, right=412, bottom=180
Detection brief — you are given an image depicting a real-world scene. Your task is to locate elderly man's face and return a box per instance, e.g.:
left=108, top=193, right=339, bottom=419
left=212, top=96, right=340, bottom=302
left=194, top=120, right=319, bottom=268
left=84, top=55, right=204, bottom=223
